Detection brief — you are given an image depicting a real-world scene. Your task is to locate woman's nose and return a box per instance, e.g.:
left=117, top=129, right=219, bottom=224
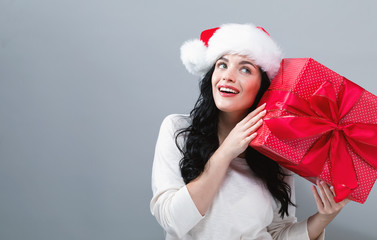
left=222, top=68, right=236, bottom=82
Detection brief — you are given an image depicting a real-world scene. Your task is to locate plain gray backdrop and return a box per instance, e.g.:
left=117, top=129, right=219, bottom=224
left=1, top=0, right=376, bottom=239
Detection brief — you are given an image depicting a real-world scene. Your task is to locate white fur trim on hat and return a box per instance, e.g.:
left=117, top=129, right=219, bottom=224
left=180, top=39, right=210, bottom=76
left=180, top=23, right=283, bottom=80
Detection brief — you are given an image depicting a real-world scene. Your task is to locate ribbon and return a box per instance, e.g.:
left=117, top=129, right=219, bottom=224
left=264, top=78, right=377, bottom=202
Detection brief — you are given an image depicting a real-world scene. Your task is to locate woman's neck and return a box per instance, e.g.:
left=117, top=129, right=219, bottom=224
left=217, top=110, right=247, bottom=144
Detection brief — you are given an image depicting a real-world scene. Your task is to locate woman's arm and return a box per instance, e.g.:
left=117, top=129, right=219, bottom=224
left=307, top=180, right=350, bottom=240
left=187, top=104, right=266, bottom=215
left=151, top=114, right=210, bottom=238
left=151, top=105, right=265, bottom=237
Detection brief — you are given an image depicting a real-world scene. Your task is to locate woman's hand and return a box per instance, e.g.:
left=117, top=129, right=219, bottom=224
left=219, top=103, right=266, bottom=160
left=312, top=180, right=350, bottom=219
left=187, top=103, right=267, bottom=216
left=307, top=180, right=350, bottom=239
left=187, top=103, right=266, bottom=216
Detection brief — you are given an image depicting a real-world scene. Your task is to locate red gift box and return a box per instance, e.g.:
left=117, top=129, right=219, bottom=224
left=250, top=58, right=377, bottom=203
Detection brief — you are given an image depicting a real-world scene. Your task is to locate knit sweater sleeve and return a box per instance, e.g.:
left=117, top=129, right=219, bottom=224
left=267, top=173, right=325, bottom=240
left=150, top=114, right=204, bottom=238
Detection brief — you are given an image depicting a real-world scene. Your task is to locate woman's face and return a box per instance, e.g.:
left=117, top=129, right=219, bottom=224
left=211, top=54, right=262, bottom=115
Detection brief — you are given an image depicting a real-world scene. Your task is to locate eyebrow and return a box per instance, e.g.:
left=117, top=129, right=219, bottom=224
left=218, top=57, right=229, bottom=62
left=240, top=60, right=257, bottom=69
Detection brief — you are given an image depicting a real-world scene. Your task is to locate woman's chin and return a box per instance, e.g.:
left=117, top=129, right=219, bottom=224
left=217, top=106, right=249, bottom=116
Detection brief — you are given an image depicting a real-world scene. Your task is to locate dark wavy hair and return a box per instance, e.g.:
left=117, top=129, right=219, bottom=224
left=175, top=65, right=295, bottom=218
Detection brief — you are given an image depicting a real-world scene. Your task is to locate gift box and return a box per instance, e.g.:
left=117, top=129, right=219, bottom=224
left=250, top=58, right=377, bottom=203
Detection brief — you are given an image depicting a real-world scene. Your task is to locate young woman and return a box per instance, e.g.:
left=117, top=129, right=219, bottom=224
left=150, top=23, right=349, bottom=240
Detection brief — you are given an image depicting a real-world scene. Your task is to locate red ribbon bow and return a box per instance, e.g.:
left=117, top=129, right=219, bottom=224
left=265, top=78, right=377, bottom=202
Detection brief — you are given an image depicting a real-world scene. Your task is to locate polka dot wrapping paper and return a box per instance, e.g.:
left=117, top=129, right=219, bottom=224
left=250, top=58, right=377, bottom=204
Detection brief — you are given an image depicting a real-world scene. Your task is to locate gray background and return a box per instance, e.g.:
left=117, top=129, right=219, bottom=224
left=1, top=0, right=376, bottom=239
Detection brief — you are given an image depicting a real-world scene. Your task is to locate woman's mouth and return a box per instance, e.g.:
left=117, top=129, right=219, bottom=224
left=218, top=85, right=239, bottom=96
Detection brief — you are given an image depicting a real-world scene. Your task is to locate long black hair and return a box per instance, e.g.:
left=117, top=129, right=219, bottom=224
left=175, top=65, right=295, bottom=218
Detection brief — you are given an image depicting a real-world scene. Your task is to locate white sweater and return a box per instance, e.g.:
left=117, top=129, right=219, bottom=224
left=150, top=114, right=325, bottom=240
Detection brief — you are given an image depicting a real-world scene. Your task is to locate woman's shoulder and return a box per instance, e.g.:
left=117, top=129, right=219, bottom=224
left=160, top=114, right=191, bottom=131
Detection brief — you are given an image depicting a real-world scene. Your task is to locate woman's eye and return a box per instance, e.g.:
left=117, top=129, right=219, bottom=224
left=241, top=67, right=251, bottom=74
left=218, top=63, right=227, bottom=69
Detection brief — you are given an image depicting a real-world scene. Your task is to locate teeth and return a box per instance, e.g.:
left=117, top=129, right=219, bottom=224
left=219, top=87, right=238, bottom=94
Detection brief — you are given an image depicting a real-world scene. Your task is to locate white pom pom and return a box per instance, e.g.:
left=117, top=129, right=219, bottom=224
left=180, top=39, right=208, bottom=76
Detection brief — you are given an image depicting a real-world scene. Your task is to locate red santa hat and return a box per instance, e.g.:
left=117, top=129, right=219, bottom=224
left=180, top=23, right=283, bottom=80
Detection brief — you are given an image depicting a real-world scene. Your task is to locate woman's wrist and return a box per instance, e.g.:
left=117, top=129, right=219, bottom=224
left=312, top=211, right=338, bottom=223
left=215, top=144, right=238, bottom=163
left=307, top=213, right=327, bottom=240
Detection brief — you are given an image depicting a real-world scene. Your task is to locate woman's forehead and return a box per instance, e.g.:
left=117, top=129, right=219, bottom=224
left=219, top=54, right=256, bottom=62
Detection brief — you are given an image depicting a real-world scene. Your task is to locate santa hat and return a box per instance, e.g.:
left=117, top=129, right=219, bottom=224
left=180, top=23, right=283, bottom=80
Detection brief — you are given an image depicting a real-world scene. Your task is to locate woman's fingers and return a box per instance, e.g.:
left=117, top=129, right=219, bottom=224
left=240, top=104, right=267, bottom=139
left=318, top=181, right=333, bottom=203
left=242, top=108, right=266, bottom=131
left=321, top=181, right=337, bottom=204
left=240, top=103, right=266, bottom=124
left=221, top=103, right=267, bottom=158
left=341, top=198, right=352, bottom=206
left=244, top=132, right=258, bottom=144
left=245, top=118, right=264, bottom=136
left=329, top=186, right=351, bottom=207
left=317, top=181, right=331, bottom=211
left=312, top=180, right=350, bottom=215
left=312, top=185, right=324, bottom=211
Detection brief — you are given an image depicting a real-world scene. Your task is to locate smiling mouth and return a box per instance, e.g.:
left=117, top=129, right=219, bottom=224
left=219, top=87, right=239, bottom=94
